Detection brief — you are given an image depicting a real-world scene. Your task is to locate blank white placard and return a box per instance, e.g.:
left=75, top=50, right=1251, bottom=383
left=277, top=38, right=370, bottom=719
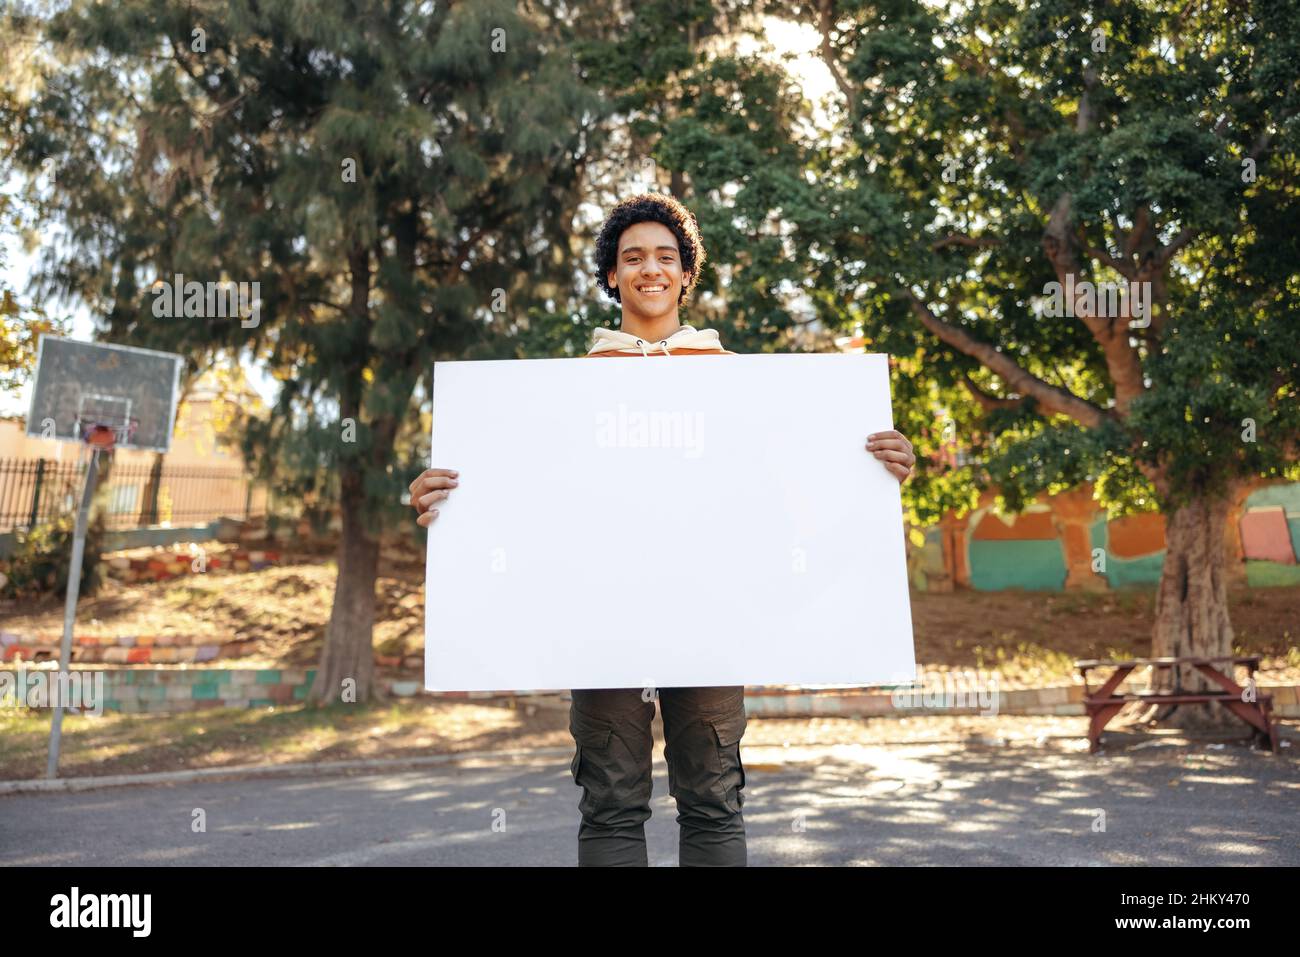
left=424, top=352, right=916, bottom=692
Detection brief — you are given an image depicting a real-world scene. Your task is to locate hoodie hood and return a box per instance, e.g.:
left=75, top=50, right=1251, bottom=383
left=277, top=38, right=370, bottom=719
left=586, top=324, right=730, bottom=357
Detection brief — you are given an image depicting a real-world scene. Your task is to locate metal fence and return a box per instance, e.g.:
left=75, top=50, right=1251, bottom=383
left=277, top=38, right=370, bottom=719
left=0, top=457, right=261, bottom=532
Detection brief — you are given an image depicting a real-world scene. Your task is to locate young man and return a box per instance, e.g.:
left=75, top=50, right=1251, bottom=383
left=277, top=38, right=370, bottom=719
left=408, top=192, right=915, bottom=866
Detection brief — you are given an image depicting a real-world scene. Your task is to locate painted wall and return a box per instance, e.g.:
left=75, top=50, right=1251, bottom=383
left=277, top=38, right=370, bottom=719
left=966, top=508, right=1068, bottom=591
left=910, top=481, right=1300, bottom=592
left=1239, top=484, right=1300, bottom=587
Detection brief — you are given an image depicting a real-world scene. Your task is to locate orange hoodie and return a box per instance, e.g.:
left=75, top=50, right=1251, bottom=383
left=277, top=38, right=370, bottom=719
left=585, top=324, right=735, bottom=357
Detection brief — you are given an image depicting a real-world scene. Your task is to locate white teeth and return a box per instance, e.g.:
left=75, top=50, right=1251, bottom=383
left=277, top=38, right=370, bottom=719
left=639, top=285, right=665, bottom=292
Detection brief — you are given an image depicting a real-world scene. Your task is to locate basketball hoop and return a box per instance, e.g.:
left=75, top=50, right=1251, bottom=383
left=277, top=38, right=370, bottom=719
left=83, top=424, right=119, bottom=450
left=26, top=338, right=179, bottom=454
left=24, top=335, right=184, bottom=780
left=77, top=416, right=137, bottom=449
left=74, top=398, right=138, bottom=451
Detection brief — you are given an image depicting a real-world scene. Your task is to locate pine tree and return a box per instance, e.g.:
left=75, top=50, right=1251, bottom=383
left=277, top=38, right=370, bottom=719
left=2, top=0, right=601, bottom=702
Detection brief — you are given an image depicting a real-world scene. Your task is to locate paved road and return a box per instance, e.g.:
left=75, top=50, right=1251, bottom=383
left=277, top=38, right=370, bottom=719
left=2, top=740, right=1296, bottom=866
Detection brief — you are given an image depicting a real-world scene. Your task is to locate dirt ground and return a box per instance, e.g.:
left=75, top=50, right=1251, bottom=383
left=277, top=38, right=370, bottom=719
left=4, top=544, right=1298, bottom=686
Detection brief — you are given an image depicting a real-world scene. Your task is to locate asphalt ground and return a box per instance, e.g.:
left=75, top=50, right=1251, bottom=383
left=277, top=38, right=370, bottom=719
left=2, top=735, right=1295, bottom=866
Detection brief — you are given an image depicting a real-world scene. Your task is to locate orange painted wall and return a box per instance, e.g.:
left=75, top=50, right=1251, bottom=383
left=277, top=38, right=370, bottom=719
left=1105, top=512, right=1166, bottom=560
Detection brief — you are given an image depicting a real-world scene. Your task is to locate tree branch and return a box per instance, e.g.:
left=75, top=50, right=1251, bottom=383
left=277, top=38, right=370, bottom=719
left=1041, top=193, right=1147, bottom=415
left=1123, top=204, right=1151, bottom=258
left=930, top=233, right=1001, bottom=252
left=817, top=0, right=856, bottom=109
left=961, top=372, right=1026, bottom=412
left=1081, top=237, right=1134, bottom=278
left=1076, top=66, right=1098, bottom=134
left=904, top=291, right=1108, bottom=428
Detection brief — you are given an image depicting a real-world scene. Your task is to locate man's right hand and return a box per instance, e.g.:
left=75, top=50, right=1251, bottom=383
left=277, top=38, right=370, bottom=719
left=409, top=467, right=459, bottom=528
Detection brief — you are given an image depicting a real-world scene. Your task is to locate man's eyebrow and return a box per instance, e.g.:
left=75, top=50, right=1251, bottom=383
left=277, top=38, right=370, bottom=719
left=620, top=245, right=679, bottom=255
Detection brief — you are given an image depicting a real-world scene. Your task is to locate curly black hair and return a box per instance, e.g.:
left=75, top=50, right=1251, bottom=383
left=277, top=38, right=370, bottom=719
left=594, top=192, right=706, bottom=306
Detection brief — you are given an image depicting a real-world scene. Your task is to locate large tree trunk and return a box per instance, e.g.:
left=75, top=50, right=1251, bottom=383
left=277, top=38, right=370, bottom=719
left=1149, top=491, right=1238, bottom=731
left=308, top=462, right=380, bottom=705
left=304, top=224, right=422, bottom=706
left=309, top=243, right=382, bottom=706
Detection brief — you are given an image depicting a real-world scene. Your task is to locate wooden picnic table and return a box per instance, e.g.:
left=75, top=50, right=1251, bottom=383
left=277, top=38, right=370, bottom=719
left=1074, top=655, right=1279, bottom=754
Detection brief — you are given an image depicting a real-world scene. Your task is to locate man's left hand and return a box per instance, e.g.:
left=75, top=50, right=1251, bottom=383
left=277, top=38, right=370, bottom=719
left=866, top=430, right=915, bottom=483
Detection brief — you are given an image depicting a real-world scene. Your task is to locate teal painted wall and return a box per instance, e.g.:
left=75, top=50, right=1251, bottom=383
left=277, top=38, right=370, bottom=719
left=941, top=482, right=1300, bottom=592
left=968, top=539, right=1068, bottom=591
left=1244, top=484, right=1300, bottom=510
left=1089, top=519, right=1165, bottom=588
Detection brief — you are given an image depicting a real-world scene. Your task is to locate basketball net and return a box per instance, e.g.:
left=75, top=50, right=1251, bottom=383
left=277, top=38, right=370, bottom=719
left=76, top=417, right=137, bottom=451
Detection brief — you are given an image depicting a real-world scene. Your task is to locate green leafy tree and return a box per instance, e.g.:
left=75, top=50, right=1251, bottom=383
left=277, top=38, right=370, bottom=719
left=0, top=194, right=68, bottom=395
left=557, top=1, right=824, bottom=355
left=2, top=0, right=602, bottom=702
left=769, top=0, right=1300, bottom=723
left=565, top=1, right=1299, bottom=727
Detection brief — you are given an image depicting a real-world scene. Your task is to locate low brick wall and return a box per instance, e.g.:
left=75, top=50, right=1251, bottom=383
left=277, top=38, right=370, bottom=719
left=1, top=631, right=255, bottom=664
left=742, top=683, right=1087, bottom=717
left=0, top=667, right=535, bottom=713
left=740, top=683, right=1299, bottom=719
left=100, top=668, right=315, bottom=712
left=3, top=667, right=1296, bottom=720
left=103, top=548, right=280, bottom=583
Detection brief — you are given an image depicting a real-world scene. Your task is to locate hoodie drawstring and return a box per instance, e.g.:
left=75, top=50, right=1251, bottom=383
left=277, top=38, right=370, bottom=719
left=590, top=325, right=725, bottom=356
left=634, top=338, right=672, bottom=357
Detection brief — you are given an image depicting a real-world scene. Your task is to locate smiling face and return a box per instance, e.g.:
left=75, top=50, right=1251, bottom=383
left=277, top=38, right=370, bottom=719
left=607, top=220, right=693, bottom=324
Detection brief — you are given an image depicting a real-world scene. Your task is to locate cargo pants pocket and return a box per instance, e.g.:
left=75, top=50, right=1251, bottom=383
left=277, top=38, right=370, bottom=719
left=568, top=709, right=613, bottom=801
left=708, top=708, right=748, bottom=812
left=569, top=703, right=659, bottom=830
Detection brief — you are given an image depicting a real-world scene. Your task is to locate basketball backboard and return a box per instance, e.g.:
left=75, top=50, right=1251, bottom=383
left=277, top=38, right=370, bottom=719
left=25, top=336, right=184, bottom=453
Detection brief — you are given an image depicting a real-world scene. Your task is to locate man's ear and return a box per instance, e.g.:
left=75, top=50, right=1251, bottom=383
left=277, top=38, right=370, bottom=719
left=607, top=269, right=618, bottom=292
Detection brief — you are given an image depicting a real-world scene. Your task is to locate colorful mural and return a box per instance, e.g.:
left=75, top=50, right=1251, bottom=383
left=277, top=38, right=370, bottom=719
left=909, top=481, right=1300, bottom=592
left=1239, top=485, right=1300, bottom=587
left=967, top=508, right=1067, bottom=591
left=1090, top=512, right=1167, bottom=589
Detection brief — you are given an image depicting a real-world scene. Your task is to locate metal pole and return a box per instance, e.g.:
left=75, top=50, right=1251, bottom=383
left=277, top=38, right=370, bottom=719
left=29, top=458, right=47, bottom=529
left=46, top=448, right=100, bottom=779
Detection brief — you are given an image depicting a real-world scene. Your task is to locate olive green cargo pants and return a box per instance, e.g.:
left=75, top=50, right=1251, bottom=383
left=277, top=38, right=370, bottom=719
left=568, top=685, right=748, bottom=867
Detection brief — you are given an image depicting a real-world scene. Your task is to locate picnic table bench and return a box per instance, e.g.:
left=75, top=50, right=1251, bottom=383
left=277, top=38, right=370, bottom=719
left=1074, top=655, right=1279, bottom=754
